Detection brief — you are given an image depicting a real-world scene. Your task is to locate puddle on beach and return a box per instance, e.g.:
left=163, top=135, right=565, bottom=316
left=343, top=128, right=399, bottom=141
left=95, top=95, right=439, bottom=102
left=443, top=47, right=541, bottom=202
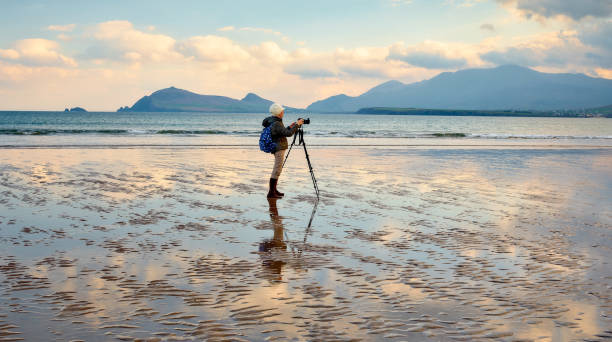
left=0, top=147, right=611, bottom=341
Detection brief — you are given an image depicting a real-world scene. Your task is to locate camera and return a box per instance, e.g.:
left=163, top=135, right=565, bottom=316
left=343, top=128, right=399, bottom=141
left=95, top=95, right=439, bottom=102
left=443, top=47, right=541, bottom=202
left=298, top=117, right=310, bottom=125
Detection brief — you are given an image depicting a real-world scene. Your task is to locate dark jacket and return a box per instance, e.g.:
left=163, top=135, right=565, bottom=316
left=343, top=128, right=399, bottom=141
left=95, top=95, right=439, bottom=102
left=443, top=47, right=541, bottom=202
left=262, top=116, right=298, bottom=152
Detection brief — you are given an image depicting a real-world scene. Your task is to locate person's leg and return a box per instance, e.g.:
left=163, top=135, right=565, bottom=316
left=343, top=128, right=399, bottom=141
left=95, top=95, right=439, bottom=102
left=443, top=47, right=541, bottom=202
left=273, top=150, right=285, bottom=196
left=268, top=150, right=285, bottom=198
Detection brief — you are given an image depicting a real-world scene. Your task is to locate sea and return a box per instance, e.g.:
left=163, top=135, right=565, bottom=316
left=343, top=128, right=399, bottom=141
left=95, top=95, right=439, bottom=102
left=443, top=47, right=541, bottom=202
left=0, top=111, right=611, bottom=148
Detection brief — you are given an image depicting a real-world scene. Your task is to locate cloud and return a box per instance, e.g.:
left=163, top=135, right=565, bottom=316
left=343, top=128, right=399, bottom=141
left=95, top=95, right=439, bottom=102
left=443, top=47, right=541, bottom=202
left=56, top=33, right=72, bottom=42
left=480, top=23, right=496, bottom=32
left=0, top=61, right=133, bottom=109
left=594, top=67, right=612, bottom=78
left=283, top=44, right=441, bottom=81
left=82, top=21, right=296, bottom=73
left=388, top=42, right=467, bottom=69
left=461, top=0, right=484, bottom=7
left=390, top=0, right=413, bottom=7
left=0, top=49, right=19, bottom=60
left=84, top=20, right=182, bottom=63
left=249, top=41, right=289, bottom=65
left=238, top=27, right=283, bottom=36
left=218, top=26, right=290, bottom=43
left=179, top=35, right=251, bottom=69
left=579, top=21, right=612, bottom=50
left=391, top=51, right=467, bottom=69
left=284, top=49, right=338, bottom=79
left=284, top=46, right=413, bottom=79
left=284, top=64, right=338, bottom=79
left=446, top=0, right=486, bottom=7
left=579, top=21, right=612, bottom=68
left=585, top=52, right=612, bottom=69
left=77, top=20, right=477, bottom=81
left=481, top=47, right=541, bottom=66
left=0, top=38, right=76, bottom=67
left=47, top=24, right=76, bottom=32
left=217, top=25, right=283, bottom=36
left=497, top=0, right=612, bottom=20
left=0, top=61, right=33, bottom=82
left=479, top=29, right=612, bottom=72
left=335, top=46, right=410, bottom=78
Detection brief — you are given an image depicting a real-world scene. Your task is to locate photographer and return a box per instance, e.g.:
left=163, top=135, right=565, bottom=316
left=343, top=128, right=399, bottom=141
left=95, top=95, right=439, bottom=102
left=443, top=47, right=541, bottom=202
left=262, top=103, right=304, bottom=198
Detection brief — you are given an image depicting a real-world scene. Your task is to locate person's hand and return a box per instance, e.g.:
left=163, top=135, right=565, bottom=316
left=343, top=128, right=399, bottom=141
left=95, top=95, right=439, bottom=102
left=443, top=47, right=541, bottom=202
left=297, top=119, right=304, bottom=126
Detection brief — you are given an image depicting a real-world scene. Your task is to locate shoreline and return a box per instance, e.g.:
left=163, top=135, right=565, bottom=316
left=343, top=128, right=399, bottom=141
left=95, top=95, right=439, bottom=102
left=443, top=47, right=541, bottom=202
left=1, top=110, right=611, bottom=118
left=2, top=144, right=612, bottom=149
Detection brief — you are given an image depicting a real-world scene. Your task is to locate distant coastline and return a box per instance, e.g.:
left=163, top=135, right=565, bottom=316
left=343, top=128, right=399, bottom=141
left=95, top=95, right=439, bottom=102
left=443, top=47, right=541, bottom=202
left=0, top=107, right=610, bottom=118
left=64, top=107, right=87, bottom=112
left=356, top=106, right=612, bottom=118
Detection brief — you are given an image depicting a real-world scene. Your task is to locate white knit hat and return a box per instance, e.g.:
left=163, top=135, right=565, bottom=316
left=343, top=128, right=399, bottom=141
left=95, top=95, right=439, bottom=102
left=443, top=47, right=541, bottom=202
left=269, top=103, right=284, bottom=116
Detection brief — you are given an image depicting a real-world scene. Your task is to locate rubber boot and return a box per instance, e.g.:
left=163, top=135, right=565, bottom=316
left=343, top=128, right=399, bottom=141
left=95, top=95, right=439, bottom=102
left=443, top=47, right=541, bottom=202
left=267, top=178, right=282, bottom=198
left=275, top=180, right=284, bottom=197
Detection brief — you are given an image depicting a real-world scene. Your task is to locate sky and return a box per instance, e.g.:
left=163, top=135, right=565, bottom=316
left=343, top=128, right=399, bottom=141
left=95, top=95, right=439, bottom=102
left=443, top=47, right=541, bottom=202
left=0, top=0, right=611, bottom=110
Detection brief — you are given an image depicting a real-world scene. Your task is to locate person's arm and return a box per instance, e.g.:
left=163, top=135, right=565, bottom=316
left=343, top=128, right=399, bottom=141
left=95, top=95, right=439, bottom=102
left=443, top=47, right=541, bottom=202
left=273, top=121, right=299, bottom=137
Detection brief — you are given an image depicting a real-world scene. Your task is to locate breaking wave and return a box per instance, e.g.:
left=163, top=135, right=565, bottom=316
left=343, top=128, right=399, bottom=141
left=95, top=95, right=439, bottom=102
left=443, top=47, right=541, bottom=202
left=0, top=128, right=610, bottom=139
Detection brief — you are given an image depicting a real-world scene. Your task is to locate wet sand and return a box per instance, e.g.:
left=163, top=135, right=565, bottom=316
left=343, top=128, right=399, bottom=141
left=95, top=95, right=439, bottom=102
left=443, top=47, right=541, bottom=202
left=0, top=146, right=611, bottom=341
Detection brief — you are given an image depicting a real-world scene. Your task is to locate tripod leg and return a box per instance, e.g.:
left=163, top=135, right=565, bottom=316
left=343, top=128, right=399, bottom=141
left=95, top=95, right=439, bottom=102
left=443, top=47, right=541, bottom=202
left=281, top=129, right=300, bottom=169
left=281, top=144, right=293, bottom=169
left=301, top=142, right=320, bottom=199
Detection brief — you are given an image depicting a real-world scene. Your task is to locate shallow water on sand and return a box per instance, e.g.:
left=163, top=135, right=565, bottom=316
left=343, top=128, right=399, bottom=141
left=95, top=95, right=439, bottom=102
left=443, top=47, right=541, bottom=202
left=0, top=147, right=611, bottom=341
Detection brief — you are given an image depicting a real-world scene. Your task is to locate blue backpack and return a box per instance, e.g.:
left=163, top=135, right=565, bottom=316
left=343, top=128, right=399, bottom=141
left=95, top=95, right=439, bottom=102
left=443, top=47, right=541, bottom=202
left=259, top=125, right=277, bottom=153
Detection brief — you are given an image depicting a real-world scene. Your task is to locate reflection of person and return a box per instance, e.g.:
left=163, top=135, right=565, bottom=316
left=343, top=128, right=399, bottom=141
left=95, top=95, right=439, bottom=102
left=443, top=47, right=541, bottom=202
left=262, top=103, right=304, bottom=199
left=259, top=198, right=287, bottom=281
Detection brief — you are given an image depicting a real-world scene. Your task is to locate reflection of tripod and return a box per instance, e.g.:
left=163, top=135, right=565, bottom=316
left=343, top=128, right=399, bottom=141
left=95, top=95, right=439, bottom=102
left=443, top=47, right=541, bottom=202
left=282, top=127, right=320, bottom=199
left=287, top=200, right=319, bottom=259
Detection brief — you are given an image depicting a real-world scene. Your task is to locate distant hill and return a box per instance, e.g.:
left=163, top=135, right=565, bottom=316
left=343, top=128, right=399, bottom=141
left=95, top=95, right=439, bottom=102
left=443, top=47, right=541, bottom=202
left=64, top=107, right=87, bottom=112
left=584, top=104, right=612, bottom=117
left=356, top=107, right=612, bottom=117
left=307, top=65, right=612, bottom=112
left=118, top=87, right=302, bottom=113
left=356, top=107, right=552, bottom=117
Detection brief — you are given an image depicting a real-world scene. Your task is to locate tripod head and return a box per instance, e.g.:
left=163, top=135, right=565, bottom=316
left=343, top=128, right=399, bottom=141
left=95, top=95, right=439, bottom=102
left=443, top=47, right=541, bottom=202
left=292, top=127, right=305, bottom=146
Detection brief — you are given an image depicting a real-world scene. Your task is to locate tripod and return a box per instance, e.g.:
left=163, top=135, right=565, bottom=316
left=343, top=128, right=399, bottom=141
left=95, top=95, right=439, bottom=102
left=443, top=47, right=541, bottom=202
left=282, top=127, right=320, bottom=199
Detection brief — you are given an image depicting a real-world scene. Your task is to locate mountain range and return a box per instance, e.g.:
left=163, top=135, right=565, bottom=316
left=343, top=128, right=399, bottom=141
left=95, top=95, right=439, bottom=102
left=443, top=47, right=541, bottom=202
left=117, top=65, right=612, bottom=113
left=307, top=65, right=612, bottom=112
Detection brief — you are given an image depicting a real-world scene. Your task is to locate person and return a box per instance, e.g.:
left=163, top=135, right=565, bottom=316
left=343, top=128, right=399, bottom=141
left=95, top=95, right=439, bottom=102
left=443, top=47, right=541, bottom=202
left=262, top=103, right=304, bottom=198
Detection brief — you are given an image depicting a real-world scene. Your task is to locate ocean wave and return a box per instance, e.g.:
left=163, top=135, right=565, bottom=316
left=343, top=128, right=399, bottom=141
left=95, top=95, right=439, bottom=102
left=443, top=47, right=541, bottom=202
left=157, top=130, right=217, bottom=134
left=0, top=129, right=129, bottom=135
left=0, top=128, right=610, bottom=139
left=324, top=131, right=612, bottom=139
left=311, top=131, right=469, bottom=138
left=467, top=133, right=612, bottom=139
left=0, top=128, right=258, bottom=136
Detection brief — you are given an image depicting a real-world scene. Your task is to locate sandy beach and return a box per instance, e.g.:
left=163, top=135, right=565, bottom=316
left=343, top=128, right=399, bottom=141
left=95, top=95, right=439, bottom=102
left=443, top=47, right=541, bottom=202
left=0, top=146, right=611, bottom=341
